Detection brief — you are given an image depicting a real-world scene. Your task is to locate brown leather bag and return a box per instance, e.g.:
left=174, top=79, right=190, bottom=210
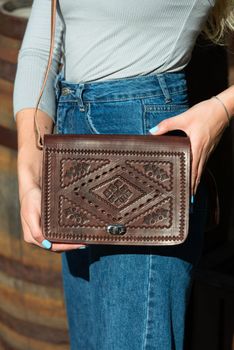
left=34, top=0, right=192, bottom=246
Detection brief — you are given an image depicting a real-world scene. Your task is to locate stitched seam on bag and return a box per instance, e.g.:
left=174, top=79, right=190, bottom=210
left=44, top=148, right=187, bottom=242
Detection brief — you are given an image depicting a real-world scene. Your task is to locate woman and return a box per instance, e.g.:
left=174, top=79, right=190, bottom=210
left=13, top=1, right=234, bottom=349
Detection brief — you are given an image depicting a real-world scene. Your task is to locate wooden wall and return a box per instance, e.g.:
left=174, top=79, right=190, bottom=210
left=0, top=2, right=69, bottom=349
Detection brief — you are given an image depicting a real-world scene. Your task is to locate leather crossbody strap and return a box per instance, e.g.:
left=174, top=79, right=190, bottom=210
left=34, top=0, right=57, bottom=149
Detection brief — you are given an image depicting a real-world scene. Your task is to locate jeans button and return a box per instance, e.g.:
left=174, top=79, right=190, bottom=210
left=61, top=87, right=72, bottom=96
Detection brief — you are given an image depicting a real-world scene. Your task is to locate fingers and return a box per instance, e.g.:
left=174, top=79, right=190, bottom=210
left=22, top=212, right=87, bottom=252
left=20, top=189, right=87, bottom=252
left=194, top=158, right=204, bottom=196
left=50, top=243, right=88, bottom=253
left=21, top=198, right=45, bottom=246
left=191, top=137, right=217, bottom=196
left=190, top=138, right=202, bottom=197
left=149, top=114, right=185, bottom=135
left=21, top=214, right=42, bottom=248
left=193, top=144, right=214, bottom=195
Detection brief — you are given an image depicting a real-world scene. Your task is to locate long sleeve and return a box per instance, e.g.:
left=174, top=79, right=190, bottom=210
left=13, top=0, right=64, bottom=122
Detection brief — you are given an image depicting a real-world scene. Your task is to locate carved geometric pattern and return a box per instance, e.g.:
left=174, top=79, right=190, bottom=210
left=126, top=197, right=173, bottom=229
left=89, top=175, right=146, bottom=210
left=61, top=158, right=109, bottom=188
left=126, top=160, right=173, bottom=191
left=59, top=195, right=105, bottom=228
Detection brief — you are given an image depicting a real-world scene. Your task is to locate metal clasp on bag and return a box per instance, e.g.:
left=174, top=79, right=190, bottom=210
left=106, top=224, right=127, bottom=235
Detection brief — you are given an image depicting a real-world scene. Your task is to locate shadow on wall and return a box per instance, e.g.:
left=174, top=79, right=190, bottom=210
left=185, top=35, right=234, bottom=350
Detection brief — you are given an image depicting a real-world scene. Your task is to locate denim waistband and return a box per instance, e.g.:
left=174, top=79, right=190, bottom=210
left=55, top=70, right=188, bottom=111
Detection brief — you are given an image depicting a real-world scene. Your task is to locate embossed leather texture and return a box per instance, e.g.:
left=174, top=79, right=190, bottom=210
left=41, top=134, right=191, bottom=246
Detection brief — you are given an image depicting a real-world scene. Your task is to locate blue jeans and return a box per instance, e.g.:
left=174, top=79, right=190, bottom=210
left=54, top=71, right=208, bottom=350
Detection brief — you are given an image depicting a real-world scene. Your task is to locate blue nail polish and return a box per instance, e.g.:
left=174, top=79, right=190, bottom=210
left=190, top=196, right=194, bottom=214
left=191, top=195, right=194, bottom=204
left=78, top=246, right=87, bottom=249
left=42, top=239, right=52, bottom=250
left=149, top=126, right=159, bottom=134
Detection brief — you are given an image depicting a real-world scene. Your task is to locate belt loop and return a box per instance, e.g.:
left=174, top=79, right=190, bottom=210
left=76, top=83, right=85, bottom=112
left=156, top=75, right=172, bottom=104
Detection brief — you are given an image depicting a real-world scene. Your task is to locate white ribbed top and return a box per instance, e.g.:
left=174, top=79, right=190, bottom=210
left=13, top=0, right=214, bottom=121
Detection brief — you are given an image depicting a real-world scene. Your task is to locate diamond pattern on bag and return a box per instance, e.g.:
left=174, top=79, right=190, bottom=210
left=90, top=175, right=146, bottom=210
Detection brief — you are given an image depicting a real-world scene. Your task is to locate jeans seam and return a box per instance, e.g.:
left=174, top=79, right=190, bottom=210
left=56, top=107, right=63, bottom=134
left=169, top=258, right=175, bottom=350
left=85, top=102, right=100, bottom=134
left=143, top=104, right=189, bottom=111
left=143, top=254, right=152, bottom=350
left=141, top=99, right=147, bottom=135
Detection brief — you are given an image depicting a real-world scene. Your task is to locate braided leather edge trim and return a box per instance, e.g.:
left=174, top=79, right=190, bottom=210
left=46, top=231, right=184, bottom=242
left=46, top=147, right=185, bottom=158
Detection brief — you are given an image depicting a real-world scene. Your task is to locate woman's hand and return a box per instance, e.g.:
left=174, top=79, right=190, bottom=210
left=20, top=185, right=87, bottom=252
left=149, top=97, right=230, bottom=196
left=16, top=109, right=87, bottom=252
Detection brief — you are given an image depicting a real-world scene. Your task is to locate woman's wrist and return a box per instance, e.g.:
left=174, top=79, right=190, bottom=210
left=16, top=109, right=47, bottom=202
left=18, top=167, right=42, bottom=205
left=17, top=151, right=43, bottom=198
left=16, top=108, right=54, bottom=151
left=215, top=85, right=234, bottom=121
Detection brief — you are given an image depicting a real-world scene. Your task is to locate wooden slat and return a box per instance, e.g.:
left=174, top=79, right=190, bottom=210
left=0, top=125, right=17, bottom=149
left=0, top=254, right=63, bottom=288
left=0, top=58, right=16, bottom=82
left=0, top=322, right=69, bottom=350
left=0, top=5, right=70, bottom=349
left=0, top=78, right=13, bottom=94
left=0, top=309, right=69, bottom=344
left=0, top=92, right=16, bottom=130
left=0, top=8, right=28, bottom=40
left=0, top=336, right=16, bottom=350
left=0, top=34, right=19, bottom=63
left=0, top=231, right=63, bottom=271
left=0, top=145, right=17, bottom=170
left=0, top=286, right=67, bottom=328
left=0, top=271, right=63, bottom=301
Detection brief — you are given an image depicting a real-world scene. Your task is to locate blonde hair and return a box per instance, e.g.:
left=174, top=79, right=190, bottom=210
left=203, top=0, right=234, bottom=44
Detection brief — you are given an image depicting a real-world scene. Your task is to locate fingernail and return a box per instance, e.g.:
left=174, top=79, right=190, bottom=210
left=149, top=126, right=159, bottom=134
left=191, top=195, right=194, bottom=204
left=78, top=245, right=87, bottom=249
left=42, top=239, right=52, bottom=250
